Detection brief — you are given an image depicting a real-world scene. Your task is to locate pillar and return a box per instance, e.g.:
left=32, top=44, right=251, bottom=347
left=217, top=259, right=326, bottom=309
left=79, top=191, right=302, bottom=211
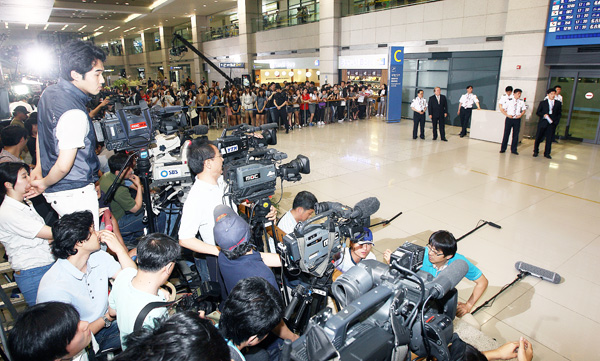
left=319, top=0, right=342, bottom=85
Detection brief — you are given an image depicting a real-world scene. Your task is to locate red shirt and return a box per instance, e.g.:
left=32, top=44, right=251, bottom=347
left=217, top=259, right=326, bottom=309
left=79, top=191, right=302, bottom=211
left=301, top=94, right=310, bottom=110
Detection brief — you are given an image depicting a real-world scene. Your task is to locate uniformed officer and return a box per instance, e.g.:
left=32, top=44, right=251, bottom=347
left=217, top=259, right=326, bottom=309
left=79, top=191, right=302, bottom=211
left=457, top=85, right=481, bottom=137
left=499, top=88, right=527, bottom=155
left=411, top=89, right=428, bottom=139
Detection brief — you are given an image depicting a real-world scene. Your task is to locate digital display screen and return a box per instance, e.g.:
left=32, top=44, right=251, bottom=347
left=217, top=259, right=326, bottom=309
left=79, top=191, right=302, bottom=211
left=545, top=0, right=600, bottom=47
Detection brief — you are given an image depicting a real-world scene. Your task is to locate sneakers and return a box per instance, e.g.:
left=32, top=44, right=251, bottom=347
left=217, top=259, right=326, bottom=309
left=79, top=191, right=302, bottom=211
left=338, top=119, right=344, bottom=123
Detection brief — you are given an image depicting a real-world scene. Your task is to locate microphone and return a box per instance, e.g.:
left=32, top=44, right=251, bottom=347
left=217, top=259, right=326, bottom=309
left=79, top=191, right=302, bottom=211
left=350, top=197, right=380, bottom=219
left=315, top=201, right=352, bottom=218
left=259, top=123, right=278, bottom=130
left=487, top=221, right=502, bottom=229
left=192, top=124, right=209, bottom=135
left=425, top=259, right=469, bottom=299
left=515, top=262, right=561, bottom=284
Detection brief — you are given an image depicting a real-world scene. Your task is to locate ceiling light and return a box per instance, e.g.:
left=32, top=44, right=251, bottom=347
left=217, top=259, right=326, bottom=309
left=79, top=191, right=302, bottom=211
left=61, top=24, right=69, bottom=30
left=25, top=24, right=29, bottom=29
left=94, top=26, right=104, bottom=31
left=123, top=27, right=136, bottom=32
left=44, top=24, right=49, bottom=30
left=78, top=25, right=87, bottom=31
left=124, top=13, right=142, bottom=22
left=149, top=0, right=168, bottom=10
left=109, top=26, right=121, bottom=32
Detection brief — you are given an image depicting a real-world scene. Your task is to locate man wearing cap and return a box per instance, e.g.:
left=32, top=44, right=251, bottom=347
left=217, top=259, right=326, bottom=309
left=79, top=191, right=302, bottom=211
left=10, top=106, right=29, bottom=128
left=213, top=204, right=298, bottom=344
left=333, top=229, right=377, bottom=273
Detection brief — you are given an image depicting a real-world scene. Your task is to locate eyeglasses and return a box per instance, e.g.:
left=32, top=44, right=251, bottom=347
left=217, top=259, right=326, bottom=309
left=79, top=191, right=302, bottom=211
left=427, top=246, right=444, bottom=257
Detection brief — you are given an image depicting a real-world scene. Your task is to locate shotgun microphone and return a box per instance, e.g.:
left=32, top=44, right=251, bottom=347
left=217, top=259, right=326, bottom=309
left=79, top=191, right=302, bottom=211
left=515, top=262, right=561, bottom=284
left=487, top=221, right=501, bottom=229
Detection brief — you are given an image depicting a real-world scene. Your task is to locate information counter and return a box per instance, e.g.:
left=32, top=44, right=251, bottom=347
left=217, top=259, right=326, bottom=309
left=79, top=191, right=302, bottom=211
left=470, top=109, right=523, bottom=145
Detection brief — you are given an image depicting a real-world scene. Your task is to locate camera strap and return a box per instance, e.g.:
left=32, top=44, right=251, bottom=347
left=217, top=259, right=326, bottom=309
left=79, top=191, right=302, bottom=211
left=133, top=300, right=177, bottom=332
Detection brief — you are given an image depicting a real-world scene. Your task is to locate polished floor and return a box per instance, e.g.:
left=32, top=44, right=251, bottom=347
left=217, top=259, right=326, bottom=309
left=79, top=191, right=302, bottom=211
left=210, top=118, right=600, bottom=361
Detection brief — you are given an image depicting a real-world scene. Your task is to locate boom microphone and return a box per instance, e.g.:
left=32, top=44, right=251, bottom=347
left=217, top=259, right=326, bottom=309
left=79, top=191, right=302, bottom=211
left=192, top=124, right=209, bottom=135
left=315, top=201, right=353, bottom=218
left=487, top=221, right=502, bottom=229
left=515, top=262, right=561, bottom=284
left=425, top=259, right=469, bottom=299
left=350, top=197, right=380, bottom=219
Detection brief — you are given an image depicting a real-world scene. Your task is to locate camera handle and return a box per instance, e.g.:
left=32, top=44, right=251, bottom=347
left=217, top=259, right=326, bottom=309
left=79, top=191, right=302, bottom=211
left=137, top=148, right=157, bottom=233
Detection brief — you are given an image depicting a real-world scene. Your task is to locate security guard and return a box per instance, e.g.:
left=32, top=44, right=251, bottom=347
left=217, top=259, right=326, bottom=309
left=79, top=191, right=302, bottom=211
left=457, top=85, right=481, bottom=137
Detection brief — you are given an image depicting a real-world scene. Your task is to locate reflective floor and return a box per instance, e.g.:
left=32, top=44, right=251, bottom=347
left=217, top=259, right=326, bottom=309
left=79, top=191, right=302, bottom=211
left=210, top=118, right=600, bottom=361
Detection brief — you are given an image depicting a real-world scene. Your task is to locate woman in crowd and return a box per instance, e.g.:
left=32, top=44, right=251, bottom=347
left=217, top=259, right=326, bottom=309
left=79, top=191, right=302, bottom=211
left=286, top=89, right=296, bottom=131
left=293, top=89, right=302, bottom=128
left=196, top=88, right=208, bottom=126
left=229, top=91, right=242, bottom=126
left=241, top=87, right=255, bottom=125
left=0, top=162, right=54, bottom=306
left=255, top=88, right=267, bottom=126
left=377, top=83, right=388, bottom=118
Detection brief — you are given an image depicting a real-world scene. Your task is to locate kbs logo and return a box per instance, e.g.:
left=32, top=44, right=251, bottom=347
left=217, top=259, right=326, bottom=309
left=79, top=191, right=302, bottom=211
left=130, top=122, right=148, bottom=130
left=243, top=173, right=261, bottom=182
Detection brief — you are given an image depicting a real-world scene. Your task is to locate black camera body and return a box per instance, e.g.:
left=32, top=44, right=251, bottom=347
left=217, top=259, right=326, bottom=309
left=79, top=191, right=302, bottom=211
left=93, top=101, right=155, bottom=152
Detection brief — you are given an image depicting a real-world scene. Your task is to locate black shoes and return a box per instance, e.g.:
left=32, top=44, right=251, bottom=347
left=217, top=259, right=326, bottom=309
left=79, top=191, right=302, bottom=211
left=500, top=150, right=506, bottom=153
left=441, top=138, right=448, bottom=142
left=533, top=152, right=539, bottom=157
left=512, top=152, right=519, bottom=155
left=544, top=154, right=552, bottom=159
left=413, top=136, right=417, bottom=139
left=420, top=135, right=425, bottom=139
left=433, top=137, right=437, bottom=140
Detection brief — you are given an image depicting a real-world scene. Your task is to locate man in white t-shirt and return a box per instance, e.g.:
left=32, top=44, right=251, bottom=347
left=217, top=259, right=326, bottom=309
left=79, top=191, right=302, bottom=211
left=108, top=233, right=180, bottom=349
left=28, top=40, right=107, bottom=229
left=334, top=229, right=377, bottom=273
left=277, top=191, right=318, bottom=235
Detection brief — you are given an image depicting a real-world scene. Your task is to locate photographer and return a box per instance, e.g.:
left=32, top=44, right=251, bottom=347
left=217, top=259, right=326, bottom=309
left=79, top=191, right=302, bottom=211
left=28, top=40, right=107, bottom=230
left=37, top=210, right=137, bottom=352
left=178, top=138, right=276, bottom=282
left=220, top=277, right=285, bottom=361
left=7, top=302, right=94, bottom=361
left=108, top=233, right=180, bottom=349
left=99, top=153, right=166, bottom=248
left=384, top=230, right=489, bottom=317
left=115, top=311, right=230, bottom=361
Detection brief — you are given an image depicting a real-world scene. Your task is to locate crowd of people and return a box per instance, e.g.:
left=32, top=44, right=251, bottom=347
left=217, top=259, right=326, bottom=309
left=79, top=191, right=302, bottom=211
left=0, top=39, right=536, bottom=361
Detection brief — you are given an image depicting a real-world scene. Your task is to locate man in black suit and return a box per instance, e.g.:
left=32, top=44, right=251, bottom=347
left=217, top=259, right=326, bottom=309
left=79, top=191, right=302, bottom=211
left=534, top=88, right=562, bottom=159
left=428, top=87, right=448, bottom=141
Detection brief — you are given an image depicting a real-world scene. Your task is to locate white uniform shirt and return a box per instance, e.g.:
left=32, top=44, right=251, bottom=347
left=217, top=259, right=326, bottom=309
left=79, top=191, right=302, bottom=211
left=555, top=94, right=563, bottom=103
left=178, top=175, right=235, bottom=246
left=410, top=97, right=427, bottom=113
left=498, top=94, right=513, bottom=111
left=505, top=98, right=527, bottom=118
left=277, top=210, right=297, bottom=234
left=459, top=93, right=479, bottom=109
left=0, top=197, right=54, bottom=271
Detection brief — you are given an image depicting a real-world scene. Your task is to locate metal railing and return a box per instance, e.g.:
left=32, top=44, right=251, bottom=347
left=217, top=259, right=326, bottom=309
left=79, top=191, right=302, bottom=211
left=252, top=8, right=319, bottom=32
left=341, top=0, right=441, bottom=17
left=201, top=24, right=240, bottom=42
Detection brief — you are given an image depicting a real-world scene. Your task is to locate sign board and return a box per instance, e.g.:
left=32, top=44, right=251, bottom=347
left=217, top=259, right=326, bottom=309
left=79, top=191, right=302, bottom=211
left=338, top=54, right=387, bottom=69
left=220, top=62, right=245, bottom=68
left=387, top=46, right=404, bottom=123
left=545, top=0, right=600, bottom=47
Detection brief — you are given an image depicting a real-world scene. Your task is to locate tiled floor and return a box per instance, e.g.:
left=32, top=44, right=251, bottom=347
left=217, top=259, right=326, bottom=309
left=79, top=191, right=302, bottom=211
left=209, top=118, right=600, bottom=360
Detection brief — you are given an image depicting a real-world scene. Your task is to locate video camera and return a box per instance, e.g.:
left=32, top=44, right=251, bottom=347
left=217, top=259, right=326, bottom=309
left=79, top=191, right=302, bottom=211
left=278, top=197, right=380, bottom=278
left=93, top=101, right=155, bottom=152
left=289, top=243, right=468, bottom=361
left=216, top=124, right=310, bottom=204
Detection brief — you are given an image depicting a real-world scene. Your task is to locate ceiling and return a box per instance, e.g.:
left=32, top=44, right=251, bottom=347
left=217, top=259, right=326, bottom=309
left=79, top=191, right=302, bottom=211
left=0, top=0, right=239, bottom=46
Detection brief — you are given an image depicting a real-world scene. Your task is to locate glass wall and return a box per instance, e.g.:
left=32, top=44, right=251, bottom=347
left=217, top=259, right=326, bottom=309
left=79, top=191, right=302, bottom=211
left=132, top=36, right=143, bottom=54
left=254, top=0, right=319, bottom=32
left=174, top=24, right=193, bottom=41
left=341, top=0, right=441, bottom=17
left=153, top=31, right=161, bottom=51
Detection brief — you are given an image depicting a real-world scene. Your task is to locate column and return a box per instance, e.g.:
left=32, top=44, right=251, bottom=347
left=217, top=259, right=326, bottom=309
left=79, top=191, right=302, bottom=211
left=159, top=26, right=173, bottom=83
left=140, top=31, right=152, bottom=79
left=238, top=0, right=260, bottom=77
left=498, top=0, right=551, bottom=135
left=319, top=0, right=342, bottom=85
left=120, top=36, right=132, bottom=80
left=190, top=15, right=209, bottom=85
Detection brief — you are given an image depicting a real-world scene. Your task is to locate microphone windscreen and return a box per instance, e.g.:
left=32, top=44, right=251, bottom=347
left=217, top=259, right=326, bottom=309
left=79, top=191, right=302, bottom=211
left=515, top=261, right=561, bottom=284
left=260, top=123, right=279, bottom=130
left=193, top=125, right=209, bottom=135
left=427, top=259, right=469, bottom=299
left=353, top=197, right=380, bottom=218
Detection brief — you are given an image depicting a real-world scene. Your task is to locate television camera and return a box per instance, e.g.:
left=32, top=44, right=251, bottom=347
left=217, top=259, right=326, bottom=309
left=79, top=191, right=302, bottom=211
left=288, top=243, right=469, bottom=361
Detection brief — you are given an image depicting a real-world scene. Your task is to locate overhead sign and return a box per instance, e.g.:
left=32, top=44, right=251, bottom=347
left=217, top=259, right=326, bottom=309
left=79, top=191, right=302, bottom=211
left=338, top=54, right=387, bottom=69
left=220, top=62, right=245, bottom=68
left=544, top=0, right=600, bottom=47
left=387, top=47, right=404, bottom=123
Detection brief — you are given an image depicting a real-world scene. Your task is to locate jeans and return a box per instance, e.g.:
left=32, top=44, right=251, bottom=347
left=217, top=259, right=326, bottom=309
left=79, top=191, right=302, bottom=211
left=14, top=263, right=53, bottom=306
left=118, top=211, right=166, bottom=248
left=95, top=321, right=121, bottom=352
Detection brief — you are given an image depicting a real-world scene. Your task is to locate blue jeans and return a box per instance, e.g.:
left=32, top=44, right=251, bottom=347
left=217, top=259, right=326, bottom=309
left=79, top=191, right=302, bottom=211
left=95, top=321, right=121, bottom=352
left=118, top=211, right=166, bottom=248
left=15, top=263, right=53, bottom=306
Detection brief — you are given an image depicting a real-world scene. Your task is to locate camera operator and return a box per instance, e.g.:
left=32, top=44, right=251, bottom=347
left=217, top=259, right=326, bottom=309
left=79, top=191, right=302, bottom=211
left=115, top=311, right=230, bottom=361
left=99, top=153, right=166, bottom=248
left=333, top=228, right=377, bottom=274
left=37, top=210, right=137, bottom=353
left=108, top=233, right=180, bottom=349
left=89, top=96, right=111, bottom=119
left=27, top=40, right=107, bottom=230
left=212, top=205, right=298, bottom=348
left=384, top=230, right=489, bottom=318
left=178, top=138, right=276, bottom=283
left=276, top=191, right=318, bottom=235
left=7, top=302, right=95, bottom=361
left=220, top=277, right=285, bottom=361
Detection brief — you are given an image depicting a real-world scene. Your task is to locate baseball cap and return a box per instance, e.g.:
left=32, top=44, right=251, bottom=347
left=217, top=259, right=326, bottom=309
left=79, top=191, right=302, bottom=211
left=213, top=205, right=250, bottom=251
left=13, top=106, right=29, bottom=116
left=353, top=227, right=374, bottom=245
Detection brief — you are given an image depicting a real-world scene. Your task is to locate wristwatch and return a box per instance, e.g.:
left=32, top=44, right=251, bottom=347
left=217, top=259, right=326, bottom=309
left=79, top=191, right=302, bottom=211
left=102, top=315, right=113, bottom=328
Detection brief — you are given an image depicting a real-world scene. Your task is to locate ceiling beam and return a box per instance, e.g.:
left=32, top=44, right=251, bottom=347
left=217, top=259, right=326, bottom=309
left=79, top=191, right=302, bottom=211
left=47, top=17, right=122, bottom=27
left=53, top=1, right=151, bottom=14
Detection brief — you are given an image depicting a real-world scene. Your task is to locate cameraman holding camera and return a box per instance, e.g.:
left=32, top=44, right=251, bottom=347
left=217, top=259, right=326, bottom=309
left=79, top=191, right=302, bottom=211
left=178, top=138, right=276, bottom=282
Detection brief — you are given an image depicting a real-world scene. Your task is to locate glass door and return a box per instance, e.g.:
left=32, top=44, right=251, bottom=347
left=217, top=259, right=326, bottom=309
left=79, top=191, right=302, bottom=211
left=548, top=75, right=574, bottom=140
